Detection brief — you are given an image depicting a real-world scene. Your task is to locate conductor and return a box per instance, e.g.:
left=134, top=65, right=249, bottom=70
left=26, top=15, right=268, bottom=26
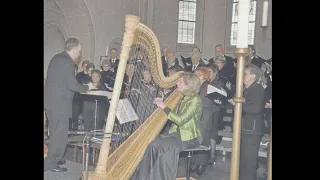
left=44, top=38, right=95, bottom=172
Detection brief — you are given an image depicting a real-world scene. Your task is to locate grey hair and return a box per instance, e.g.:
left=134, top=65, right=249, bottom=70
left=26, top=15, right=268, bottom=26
left=101, top=59, right=110, bottom=66
left=245, top=64, right=264, bottom=83
left=180, top=72, right=200, bottom=96
left=64, top=38, right=80, bottom=51
left=214, top=55, right=226, bottom=64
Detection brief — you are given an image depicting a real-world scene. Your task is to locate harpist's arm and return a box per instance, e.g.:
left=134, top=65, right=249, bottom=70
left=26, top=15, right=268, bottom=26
left=163, top=97, right=201, bottom=126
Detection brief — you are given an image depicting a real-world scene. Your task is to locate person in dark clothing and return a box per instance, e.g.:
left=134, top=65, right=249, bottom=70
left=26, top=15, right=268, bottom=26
left=248, top=45, right=265, bottom=69
left=75, top=60, right=90, bottom=83
left=209, top=44, right=236, bottom=73
left=81, top=69, right=109, bottom=131
left=191, top=65, right=225, bottom=175
left=162, top=51, right=183, bottom=76
left=100, top=59, right=116, bottom=90
left=44, top=38, right=94, bottom=172
left=214, top=55, right=236, bottom=85
left=228, top=64, right=265, bottom=180
left=76, top=62, right=95, bottom=84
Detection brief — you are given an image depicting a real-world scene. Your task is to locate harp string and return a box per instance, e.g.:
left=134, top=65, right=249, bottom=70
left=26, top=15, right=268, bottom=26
left=108, top=30, right=173, bottom=154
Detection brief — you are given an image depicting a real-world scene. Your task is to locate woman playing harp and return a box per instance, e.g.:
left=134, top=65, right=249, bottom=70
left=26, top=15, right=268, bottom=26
left=130, top=72, right=202, bottom=180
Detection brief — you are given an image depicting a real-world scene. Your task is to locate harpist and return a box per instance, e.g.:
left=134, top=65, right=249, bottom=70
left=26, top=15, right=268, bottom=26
left=130, top=72, right=202, bottom=180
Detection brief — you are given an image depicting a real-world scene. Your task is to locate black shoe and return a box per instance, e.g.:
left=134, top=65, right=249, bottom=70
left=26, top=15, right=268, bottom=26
left=190, top=164, right=199, bottom=173
left=57, top=160, right=66, bottom=165
left=195, top=165, right=206, bottom=176
left=51, top=166, right=67, bottom=172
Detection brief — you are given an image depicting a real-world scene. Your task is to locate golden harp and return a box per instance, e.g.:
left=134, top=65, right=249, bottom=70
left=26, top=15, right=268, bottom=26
left=83, top=14, right=183, bottom=180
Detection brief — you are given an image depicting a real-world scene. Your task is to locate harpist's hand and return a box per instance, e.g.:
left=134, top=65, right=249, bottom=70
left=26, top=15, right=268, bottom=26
left=153, top=97, right=166, bottom=109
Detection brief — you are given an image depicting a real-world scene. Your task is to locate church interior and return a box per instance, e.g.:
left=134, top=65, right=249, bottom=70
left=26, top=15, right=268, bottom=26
left=44, top=0, right=272, bottom=180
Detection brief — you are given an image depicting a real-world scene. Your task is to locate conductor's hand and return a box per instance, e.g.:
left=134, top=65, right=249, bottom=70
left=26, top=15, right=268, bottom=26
left=153, top=97, right=166, bottom=109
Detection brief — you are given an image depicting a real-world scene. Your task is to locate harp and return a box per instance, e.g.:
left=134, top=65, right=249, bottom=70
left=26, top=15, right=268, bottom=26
left=83, top=15, right=183, bottom=180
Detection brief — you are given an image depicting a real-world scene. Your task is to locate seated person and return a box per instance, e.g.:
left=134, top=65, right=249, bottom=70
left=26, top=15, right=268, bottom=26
left=130, top=72, right=202, bottom=180
left=81, top=69, right=109, bottom=131
left=181, top=46, right=207, bottom=72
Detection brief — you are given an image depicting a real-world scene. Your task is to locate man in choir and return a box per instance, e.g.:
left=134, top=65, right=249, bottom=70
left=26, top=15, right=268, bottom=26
left=210, top=44, right=236, bottom=69
left=181, top=46, right=206, bottom=72
left=162, top=51, right=183, bottom=76
left=247, top=45, right=265, bottom=69
left=109, top=48, right=119, bottom=73
left=44, top=38, right=95, bottom=172
left=184, top=53, right=206, bottom=72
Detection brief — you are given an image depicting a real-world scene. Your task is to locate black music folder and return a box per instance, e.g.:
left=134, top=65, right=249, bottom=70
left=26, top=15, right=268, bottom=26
left=206, top=84, right=227, bottom=103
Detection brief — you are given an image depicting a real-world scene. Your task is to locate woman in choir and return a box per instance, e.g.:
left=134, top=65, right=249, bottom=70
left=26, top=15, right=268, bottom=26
left=82, top=69, right=109, bottom=131
left=190, top=65, right=225, bottom=175
left=130, top=72, right=202, bottom=180
left=228, top=64, right=265, bottom=180
left=76, top=62, right=95, bottom=84
left=75, top=60, right=90, bottom=83
left=214, top=55, right=236, bottom=85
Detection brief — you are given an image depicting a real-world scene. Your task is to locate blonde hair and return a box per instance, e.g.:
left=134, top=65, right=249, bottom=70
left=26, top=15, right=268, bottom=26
left=180, top=72, right=201, bottom=96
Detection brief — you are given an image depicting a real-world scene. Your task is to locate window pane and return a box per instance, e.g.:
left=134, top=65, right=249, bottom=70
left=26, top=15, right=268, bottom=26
left=249, top=1, right=257, bottom=22
left=230, top=23, right=238, bottom=45
left=232, top=3, right=239, bottom=22
left=248, top=22, right=255, bottom=45
left=178, top=1, right=196, bottom=44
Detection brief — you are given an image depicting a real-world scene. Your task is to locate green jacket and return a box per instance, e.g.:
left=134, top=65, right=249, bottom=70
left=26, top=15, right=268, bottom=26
left=164, top=94, right=202, bottom=141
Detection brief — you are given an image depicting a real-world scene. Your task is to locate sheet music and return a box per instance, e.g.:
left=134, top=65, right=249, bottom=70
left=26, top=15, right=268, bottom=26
left=116, top=98, right=139, bottom=124
left=81, top=90, right=113, bottom=99
left=207, top=84, right=227, bottom=97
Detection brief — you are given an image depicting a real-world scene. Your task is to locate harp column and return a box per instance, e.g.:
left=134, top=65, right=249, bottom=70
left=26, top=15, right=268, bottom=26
left=230, top=0, right=250, bottom=180
left=89, top=15, right=141, bottom=180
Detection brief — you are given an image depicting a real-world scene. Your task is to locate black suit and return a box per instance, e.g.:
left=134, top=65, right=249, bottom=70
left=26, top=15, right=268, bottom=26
left=44, top=51, right=88, bottom=171
left=109, top=58, right=120, bottom=74
left=182, top=57, right=206, bottom=72
left=161, top=56, right=183, bottom=76
left=251, top=56, right=265, bottom=68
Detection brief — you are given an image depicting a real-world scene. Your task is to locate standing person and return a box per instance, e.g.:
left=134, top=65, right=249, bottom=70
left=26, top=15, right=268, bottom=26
left=44, top=38, right=95, bottom=172
left=228, top=64, right=265, bottom=180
